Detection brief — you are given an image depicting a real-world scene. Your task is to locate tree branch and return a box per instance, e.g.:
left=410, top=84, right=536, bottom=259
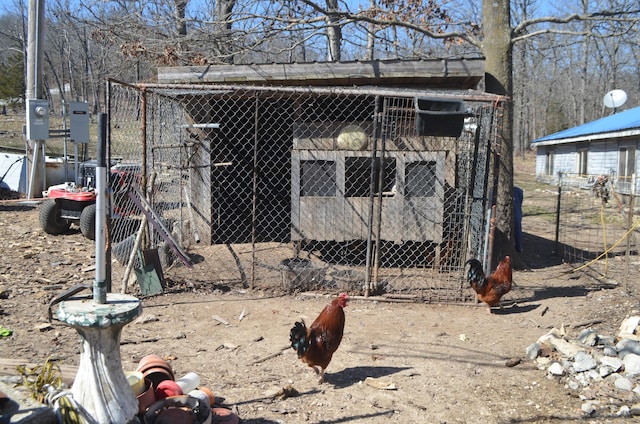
left=513, top=10, right=640, bottom=39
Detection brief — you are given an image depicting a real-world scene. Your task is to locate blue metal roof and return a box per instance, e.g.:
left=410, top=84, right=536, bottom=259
left=532, top=106, right=640, bottom=144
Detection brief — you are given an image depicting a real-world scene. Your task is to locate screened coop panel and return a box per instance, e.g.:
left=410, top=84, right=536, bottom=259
left=406, top=161, right=437, bottom=197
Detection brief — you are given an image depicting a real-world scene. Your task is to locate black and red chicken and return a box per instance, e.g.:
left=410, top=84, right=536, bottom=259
left=466, top=256, right=512, bottom=313
left=289, top=292, right=349, bottom=383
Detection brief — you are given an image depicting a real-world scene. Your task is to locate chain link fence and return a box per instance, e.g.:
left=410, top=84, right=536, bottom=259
left=105, top=80, right=505, bottom=303
left=557, top=172, right=639, bottom=287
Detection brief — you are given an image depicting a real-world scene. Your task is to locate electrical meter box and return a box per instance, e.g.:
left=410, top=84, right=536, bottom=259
left=26, top=99, right=50, bottom=140
left=69, top=101, right=90, bottom=143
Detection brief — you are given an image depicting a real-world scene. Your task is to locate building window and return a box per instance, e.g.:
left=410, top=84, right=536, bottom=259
left=300, top=160, right=336, bottom=196
left=345, top=157, right=396, bottom=197
left=618, top=147, right=635, bottom=181
left=545, top=151, right=554, bottom=176
left=577, top=149, right=588, bottom=176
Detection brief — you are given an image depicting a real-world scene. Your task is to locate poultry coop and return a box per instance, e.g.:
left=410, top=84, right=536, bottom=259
left=106, top=79, right=504, bottom=304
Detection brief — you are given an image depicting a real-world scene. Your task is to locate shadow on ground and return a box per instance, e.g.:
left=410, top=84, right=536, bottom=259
left=326, top=366, right=411, bottom=388
left=519, top=232, right=563, bottom=270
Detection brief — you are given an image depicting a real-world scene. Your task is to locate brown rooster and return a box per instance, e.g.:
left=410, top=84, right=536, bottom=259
left=466, top=256, right=512, bottom=313
left=289, top=292, right=348, bottom=383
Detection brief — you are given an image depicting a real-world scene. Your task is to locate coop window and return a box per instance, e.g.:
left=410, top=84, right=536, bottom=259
left=300, top=160, right=336, bottom=196
left=618, top=147, right=635, bottom=181
left=345, top=157, right=396, bottom=197
left=406, top=161, right=436, bottom=197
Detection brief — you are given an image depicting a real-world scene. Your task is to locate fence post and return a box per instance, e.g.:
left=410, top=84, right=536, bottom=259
left=626, top=174, right=636, bottom=292
left=364, top=96, right=380, bottom=297
left=555, top=173, right=562, bottom=255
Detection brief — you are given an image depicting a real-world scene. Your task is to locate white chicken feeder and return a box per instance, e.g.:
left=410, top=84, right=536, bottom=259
left=55, top=114, right=142, bottom=423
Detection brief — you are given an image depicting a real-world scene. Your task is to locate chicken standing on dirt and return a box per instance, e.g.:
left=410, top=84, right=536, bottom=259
left=289, top=292, right=349, bottom=383
left=466, top=256, right=512, bottom=313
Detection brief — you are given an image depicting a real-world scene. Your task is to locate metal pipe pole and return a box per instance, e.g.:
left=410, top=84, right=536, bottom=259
left=251, top=95, right=258, bottom=290
left=364, top=97, right=380, bottom=296
left=94, top=114, right=108, bottom=304
left=555, top=174, right=562, bottom=255
left=372, top=105, right=388, bottom=292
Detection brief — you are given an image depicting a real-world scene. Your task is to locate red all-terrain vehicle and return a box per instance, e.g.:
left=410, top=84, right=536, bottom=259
left=39, top=161, right=140, bottom=240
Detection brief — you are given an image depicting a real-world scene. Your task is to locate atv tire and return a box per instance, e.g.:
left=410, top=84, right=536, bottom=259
left=80, top=203, right=96, bottom=240
left=39, top=199, right=71, bottom=235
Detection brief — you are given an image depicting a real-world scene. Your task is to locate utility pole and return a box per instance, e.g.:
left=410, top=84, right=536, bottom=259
left=26, top=0, right=48, bottom=199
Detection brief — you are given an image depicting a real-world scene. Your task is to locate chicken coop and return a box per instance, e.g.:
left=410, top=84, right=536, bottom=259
left=106, top=59, right=506, bottom=303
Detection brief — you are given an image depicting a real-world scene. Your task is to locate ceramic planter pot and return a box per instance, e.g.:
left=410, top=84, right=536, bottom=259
left=136, top=379, right=156, bottom=415
left=136, top=354, right=175, bottom=388
left=140, top=367, right=174, bottom=389
left=197, top=387, right=215, bottom=407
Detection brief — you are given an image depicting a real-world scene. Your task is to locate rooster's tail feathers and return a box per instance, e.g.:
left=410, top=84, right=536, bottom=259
left=290, top=320, right=309, bottom=357
left=465, top=259, right=487, bottom=289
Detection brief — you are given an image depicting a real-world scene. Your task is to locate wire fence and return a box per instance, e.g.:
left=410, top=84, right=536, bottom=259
left=557, top=172, right=639, bottom=288
left=105, top=81, right=506, bottom=303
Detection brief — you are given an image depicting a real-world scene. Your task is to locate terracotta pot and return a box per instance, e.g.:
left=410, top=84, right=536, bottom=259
left=137, top=354, right=175, bottom=388
left=141, top=367, right=174, bottom=389
left=197, top=387, right=215, bottom=407
left=137, top=379, right=156, bottom=415
left=137, top=355, right=174, bottom=376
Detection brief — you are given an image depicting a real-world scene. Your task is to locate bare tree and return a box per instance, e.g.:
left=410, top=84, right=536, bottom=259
left=480, top=0, right=515, bottom=264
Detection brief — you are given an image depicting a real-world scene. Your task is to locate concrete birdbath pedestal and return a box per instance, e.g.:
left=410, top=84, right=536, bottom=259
left=55, top=114, right=142, bottom=423
left=56, top=294, right=141, bottom=423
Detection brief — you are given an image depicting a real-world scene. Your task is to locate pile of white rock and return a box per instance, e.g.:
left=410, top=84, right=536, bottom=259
left=526, top=316, right=640, bottom=417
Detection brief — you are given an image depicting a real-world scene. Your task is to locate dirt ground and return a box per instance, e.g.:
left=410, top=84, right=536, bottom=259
left=1, top=156, right=639, bottom=423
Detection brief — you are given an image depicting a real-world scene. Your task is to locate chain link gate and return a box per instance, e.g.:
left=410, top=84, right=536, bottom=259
left=106, top=80, right=504, bottom=303
left=557, top=172, right=639, bottom=288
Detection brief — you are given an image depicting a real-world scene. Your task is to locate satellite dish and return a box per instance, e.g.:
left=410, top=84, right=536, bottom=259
left=603, top=89, right=627, bottom=109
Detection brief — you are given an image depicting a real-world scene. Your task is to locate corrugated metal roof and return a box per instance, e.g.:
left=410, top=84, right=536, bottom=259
left=532, top=106, right=640, bottom=146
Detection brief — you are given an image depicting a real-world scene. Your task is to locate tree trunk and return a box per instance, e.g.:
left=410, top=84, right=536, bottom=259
left=325, top=0, right=341, bottom=61
left=216, top=0, right=236, bottom=64
left=175, top=0, right=187, bottom=36
left=365, top=0, right=376, bottom=60
left=482, top=0, right=517, bottom=269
